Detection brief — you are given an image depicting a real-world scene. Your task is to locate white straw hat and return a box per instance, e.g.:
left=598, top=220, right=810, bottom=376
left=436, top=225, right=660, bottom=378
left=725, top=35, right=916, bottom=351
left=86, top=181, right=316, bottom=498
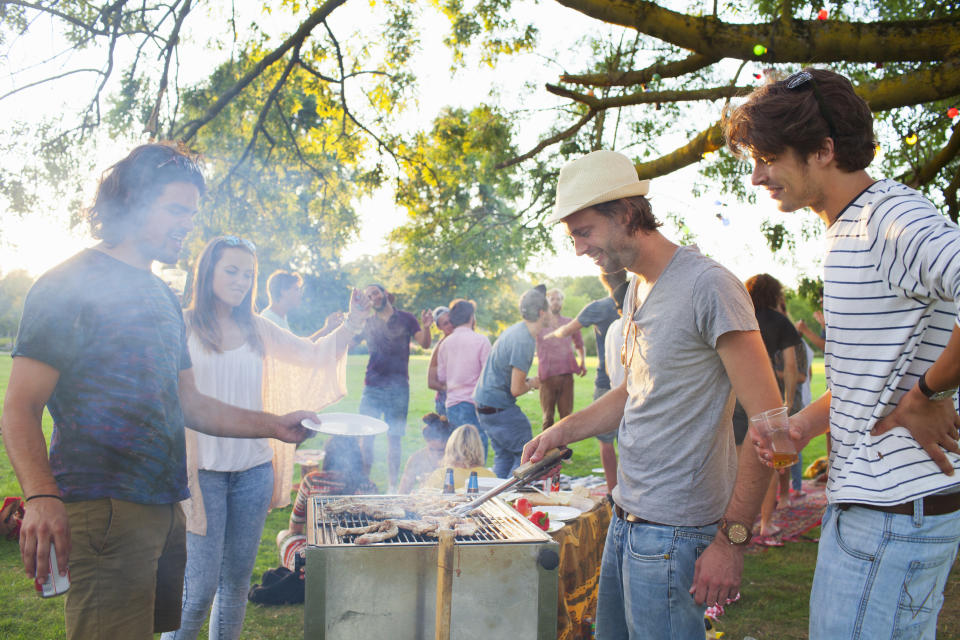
left=547, top=150, right=651, bottom=224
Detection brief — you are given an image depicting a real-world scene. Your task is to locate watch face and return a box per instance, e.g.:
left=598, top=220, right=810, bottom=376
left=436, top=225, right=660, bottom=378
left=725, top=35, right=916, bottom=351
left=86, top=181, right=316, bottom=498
left=727, top=523, right=749, bottom=544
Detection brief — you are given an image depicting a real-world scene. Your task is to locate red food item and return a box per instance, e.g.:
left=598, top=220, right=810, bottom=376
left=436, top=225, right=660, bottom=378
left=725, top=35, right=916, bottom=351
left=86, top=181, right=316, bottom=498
left=949, top=107, right=959, bottom=119
left=817, top=8, right=828, bottom=20
left=529, top=511, right=550, bottom=531
left=514, top=498, right=533, bottom=517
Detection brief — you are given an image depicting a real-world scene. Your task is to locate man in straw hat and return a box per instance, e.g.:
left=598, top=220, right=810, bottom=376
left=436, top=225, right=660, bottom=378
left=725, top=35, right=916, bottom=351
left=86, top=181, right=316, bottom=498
left=727, top=67, right=960, bottom=639
left=522, top=150, right=784, bottom=638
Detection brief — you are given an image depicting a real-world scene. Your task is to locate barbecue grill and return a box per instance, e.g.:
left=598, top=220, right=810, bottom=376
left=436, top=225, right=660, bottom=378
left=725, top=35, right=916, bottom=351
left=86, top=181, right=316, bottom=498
left=304, top=494, right=560, bottom=639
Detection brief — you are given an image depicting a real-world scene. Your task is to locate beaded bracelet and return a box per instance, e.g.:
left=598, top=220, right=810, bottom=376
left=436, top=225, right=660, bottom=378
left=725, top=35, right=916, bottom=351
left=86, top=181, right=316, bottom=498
left=25, top=494, right=63, bottom=503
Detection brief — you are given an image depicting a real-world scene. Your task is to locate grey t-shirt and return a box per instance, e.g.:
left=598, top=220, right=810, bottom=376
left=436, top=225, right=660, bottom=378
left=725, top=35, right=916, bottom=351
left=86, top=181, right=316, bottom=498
left=473, top=321, right=535, bottom=409
left=612, top=246, right=758, bottom=526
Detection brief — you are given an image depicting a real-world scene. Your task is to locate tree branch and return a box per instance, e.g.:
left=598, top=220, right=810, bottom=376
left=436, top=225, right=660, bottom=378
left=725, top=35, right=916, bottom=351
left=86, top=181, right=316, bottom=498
left=634, top=121, right=725, bottom=180
left=218, top=44, right=301, bottom=191
left=560, top=53, right=719, bottom=87
left=945, top=165, right=960, bottom=224
left=555, top=0, right=958, bottom=63
left=546, top=82, right=753, bottom=108
left=174, top=0, right=347, bottom=141
left=0, top=68, right=103, bottom=101
left=4, top=0, right=111, bottom=35
left=496, top=109, right=597, bottom=169
left=144, top=0, right=194, bottom=137
left=902, top=123, right=960, bottom=188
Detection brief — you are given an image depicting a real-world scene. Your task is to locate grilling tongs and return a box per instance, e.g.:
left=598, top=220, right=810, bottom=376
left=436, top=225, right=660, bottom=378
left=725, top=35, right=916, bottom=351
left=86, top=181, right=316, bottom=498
left=449, top=447, right=572, bottom=516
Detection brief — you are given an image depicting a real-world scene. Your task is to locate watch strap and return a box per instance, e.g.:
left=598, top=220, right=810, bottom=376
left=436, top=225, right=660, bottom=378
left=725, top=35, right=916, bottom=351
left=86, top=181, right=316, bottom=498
left=918, top=371, right=959, bottom=401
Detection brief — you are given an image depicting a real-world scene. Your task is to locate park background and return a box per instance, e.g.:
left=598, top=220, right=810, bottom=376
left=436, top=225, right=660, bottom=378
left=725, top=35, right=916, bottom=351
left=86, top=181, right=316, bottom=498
left=2, top=0, right=959, bottom=637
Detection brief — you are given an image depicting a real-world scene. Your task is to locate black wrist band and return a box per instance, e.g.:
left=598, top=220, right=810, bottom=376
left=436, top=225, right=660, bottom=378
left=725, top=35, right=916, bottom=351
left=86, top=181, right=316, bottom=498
left=25, top=494, right=63, bottom=503
left=917, top=371, right=935, bottom=398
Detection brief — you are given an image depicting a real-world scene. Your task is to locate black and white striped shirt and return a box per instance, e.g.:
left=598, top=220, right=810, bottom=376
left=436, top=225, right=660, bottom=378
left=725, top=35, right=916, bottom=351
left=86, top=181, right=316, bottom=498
left=824, top=179, right=960, bottom=505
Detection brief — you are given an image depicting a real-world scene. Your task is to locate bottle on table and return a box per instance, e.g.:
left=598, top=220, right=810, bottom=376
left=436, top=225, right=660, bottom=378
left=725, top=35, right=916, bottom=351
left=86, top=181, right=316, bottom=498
left=467, top=471, right=479, bottom=494
left=443, top=468, right=455, bottom=494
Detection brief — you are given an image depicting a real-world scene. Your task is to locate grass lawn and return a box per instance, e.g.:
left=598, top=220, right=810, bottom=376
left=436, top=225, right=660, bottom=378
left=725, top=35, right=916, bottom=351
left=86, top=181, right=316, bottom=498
left=1, top=354, right=958, bottom=639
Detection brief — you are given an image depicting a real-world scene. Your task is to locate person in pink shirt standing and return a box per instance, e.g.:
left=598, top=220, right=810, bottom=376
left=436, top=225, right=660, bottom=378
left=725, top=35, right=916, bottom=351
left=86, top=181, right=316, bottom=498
left=537, top=288, right=586, bottom=430
left=436, top=299, right=492, bottom=458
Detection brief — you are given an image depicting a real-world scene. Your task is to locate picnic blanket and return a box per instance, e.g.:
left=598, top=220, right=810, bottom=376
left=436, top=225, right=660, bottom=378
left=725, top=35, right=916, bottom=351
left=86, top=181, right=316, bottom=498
left=748, top=479, right=827, bottom=551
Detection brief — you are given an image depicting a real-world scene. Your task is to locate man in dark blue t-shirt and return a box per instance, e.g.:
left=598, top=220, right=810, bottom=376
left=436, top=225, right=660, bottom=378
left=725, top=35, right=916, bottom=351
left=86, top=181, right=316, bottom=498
left=1, top=144, right=312, bottom=640
left=355, top=283, right=432, bottom=491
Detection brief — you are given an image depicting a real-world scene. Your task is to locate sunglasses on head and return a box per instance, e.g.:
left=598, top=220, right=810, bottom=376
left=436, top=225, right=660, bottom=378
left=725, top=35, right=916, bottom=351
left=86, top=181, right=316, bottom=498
left=220, top=235, right=256, bottom=253
left=783, top=71, right=840, bottom=142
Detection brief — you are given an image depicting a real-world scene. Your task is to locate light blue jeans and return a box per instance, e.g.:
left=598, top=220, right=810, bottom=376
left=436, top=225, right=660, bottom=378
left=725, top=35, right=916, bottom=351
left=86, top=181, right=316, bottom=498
left=596, top=512, right=716, bottom=639
left=446, top=401, right=487, bottom=462
left=476, top=405, right=532, bottom=478
left=810, top=502, right=960, bottom=639
left=161, top=461, right=273, bottom=640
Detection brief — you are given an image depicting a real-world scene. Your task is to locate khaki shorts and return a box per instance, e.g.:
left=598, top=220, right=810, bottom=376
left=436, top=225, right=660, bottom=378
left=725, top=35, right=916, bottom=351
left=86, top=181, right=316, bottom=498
left=64, top=499, right=186, bottom=640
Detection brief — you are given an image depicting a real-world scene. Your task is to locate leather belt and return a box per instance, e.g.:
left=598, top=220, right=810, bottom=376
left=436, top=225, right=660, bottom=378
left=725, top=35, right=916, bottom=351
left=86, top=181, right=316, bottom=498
left=476, top=405, right=504, bottom=415
left=838, top=491, right=960, bottom=517
left=613, top=503, right=669, bottom=527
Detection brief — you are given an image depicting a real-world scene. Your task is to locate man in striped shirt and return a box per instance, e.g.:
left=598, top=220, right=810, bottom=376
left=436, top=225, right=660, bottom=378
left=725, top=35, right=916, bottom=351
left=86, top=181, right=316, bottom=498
left=727, top=67, right=960, bottom=639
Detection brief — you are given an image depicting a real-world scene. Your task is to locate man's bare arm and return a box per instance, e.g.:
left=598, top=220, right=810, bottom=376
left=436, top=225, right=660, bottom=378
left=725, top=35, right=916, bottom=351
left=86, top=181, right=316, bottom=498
left=545, top=318, right=583, bottom=340
left=427, top=347, right=444, bottom=392
left=1, top=357, right=70, bottom=581
left=690, top=330, right=782, bottom=607
left=782, top=345, right=798, bottom=409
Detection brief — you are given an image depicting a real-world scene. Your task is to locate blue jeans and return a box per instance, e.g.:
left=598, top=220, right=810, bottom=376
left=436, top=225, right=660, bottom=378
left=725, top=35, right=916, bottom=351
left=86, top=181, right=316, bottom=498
left=596, top=512, right=716, bottom=640
left=161, top=462, right=273, bottom=640
left=476, top=405, right=532, bottom=478
left=809, top=502, right=960, bottom=639
left=446, top=401, right=487, bottom=462
left=434, top=389, right=447, bottom=417
left=359, top=382, right=409, bottom=437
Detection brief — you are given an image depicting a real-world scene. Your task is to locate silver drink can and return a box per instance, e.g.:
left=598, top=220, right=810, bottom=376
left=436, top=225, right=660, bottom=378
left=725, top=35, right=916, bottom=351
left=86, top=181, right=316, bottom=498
left=35, top=544, right=70, bottom=597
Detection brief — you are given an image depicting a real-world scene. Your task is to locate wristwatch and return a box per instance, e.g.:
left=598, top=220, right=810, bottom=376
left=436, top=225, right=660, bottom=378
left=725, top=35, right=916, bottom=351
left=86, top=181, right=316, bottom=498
left=918, top=371, right=959, bottom=402
left=719, top=518, right=752, bottom=545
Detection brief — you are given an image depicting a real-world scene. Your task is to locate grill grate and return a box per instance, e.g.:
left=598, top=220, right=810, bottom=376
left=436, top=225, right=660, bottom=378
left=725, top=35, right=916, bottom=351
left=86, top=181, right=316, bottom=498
left=308, top=494, right=552, bottom=547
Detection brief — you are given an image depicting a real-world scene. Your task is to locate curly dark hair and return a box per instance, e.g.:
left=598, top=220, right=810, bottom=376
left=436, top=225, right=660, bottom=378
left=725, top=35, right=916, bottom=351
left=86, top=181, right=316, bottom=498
left=87, top=142, right=206, bottom=245
left=724, top=68, right=876, bottom=172
left=745, top=273, right=784, bottom=312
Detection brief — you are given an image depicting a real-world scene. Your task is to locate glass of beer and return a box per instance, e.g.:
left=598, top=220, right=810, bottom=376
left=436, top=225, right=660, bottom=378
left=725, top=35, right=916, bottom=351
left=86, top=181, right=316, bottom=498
left=750, top=407, right=799, bottom=468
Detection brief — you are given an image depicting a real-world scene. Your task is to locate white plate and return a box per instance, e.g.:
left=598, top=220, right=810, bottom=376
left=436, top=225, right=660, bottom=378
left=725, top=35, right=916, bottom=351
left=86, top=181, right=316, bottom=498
left=541, top=506, right=582, bottom=522
left=547, top=521, right=565, bottom=533
left=301, top=412, right=389, bottom=436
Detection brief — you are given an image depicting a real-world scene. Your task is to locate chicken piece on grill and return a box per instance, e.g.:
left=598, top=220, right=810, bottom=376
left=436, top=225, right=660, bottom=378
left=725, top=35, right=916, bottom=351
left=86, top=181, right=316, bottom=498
left=452, top=519, right=479, bottom=537
left=335, top=522, right=383, bottom=537
left=394, top=519, right=440, bottom=536
left=355, top=521, right=400, bottom=545
left=424, top=516, right=479, bottom=538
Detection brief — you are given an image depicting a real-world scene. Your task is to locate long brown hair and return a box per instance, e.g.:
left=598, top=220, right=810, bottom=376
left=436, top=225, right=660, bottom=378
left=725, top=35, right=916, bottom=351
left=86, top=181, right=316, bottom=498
left=185, top=236, right=264, bottom=354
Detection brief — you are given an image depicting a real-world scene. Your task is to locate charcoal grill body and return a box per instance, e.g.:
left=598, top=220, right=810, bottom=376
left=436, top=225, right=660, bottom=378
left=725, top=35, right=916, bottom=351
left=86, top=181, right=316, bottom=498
left=303, top=495, right=559, bottom=639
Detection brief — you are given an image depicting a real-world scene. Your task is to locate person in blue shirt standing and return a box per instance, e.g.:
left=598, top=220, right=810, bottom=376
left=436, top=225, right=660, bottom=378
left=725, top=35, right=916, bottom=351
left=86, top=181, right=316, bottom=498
left=473, top=285, right=550, bottom=478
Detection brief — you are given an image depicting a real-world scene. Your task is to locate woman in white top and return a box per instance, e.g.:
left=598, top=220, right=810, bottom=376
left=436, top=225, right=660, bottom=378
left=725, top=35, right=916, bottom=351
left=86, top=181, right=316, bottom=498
left=162, top=236, right=368, bottom=640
